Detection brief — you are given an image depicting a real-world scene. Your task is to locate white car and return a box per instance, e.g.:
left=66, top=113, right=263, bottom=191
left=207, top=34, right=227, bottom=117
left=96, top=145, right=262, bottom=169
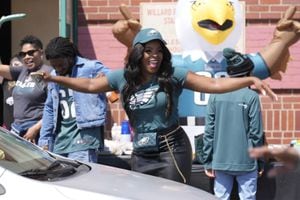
left=0, top=127, right=217, bottom=200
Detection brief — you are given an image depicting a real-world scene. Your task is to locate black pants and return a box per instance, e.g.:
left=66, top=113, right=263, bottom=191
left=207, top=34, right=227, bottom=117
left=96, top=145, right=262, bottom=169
left=131, top=127, right=192, bottom=184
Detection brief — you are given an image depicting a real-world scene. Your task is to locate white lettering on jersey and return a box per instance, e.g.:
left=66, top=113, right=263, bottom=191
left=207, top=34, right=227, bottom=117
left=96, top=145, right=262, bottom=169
left=194, top=71, right=228, bottom=106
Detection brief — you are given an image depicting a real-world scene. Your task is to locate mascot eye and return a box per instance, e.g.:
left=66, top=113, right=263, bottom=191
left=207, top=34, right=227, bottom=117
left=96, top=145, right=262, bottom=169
left=191, top=0, right=202, bottom=10
left=227, top=1, right=234, bottom=9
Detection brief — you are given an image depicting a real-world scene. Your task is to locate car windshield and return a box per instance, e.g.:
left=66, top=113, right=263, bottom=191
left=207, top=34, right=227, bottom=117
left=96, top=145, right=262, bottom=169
left=0, top=127, right=84, bottom=180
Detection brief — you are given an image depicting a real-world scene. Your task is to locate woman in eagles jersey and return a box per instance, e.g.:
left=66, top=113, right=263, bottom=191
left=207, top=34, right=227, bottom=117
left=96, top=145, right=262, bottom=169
left=40, top=28, right=276, bottom=184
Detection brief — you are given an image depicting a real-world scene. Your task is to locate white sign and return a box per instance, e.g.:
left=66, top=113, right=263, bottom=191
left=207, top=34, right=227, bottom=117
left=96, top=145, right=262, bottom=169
left=140, top=3, right=182, bottom=53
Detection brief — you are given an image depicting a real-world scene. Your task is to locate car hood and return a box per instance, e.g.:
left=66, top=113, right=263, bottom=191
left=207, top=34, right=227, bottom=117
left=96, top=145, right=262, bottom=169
left=50, top=163, right=217, bottom=200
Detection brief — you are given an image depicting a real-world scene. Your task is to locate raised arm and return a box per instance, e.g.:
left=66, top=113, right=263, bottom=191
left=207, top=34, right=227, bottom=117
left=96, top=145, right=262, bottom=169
left=0, top=64, right=13, bottom=80
left=112, top=4, right=141, bottom=62
left=259, top=5, right=300, bottom=79
left=184, top=71, right=277, bottom=101
left=45, top=73, right=113, bottom=93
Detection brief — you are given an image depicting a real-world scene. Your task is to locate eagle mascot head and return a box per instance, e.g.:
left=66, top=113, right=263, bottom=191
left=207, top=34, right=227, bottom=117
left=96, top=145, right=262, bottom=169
left=175, top=0, right=243, bottom=53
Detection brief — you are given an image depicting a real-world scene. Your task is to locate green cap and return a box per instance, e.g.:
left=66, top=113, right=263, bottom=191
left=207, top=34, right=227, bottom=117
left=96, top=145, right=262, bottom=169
left=133, top=28, right=167, bottom=47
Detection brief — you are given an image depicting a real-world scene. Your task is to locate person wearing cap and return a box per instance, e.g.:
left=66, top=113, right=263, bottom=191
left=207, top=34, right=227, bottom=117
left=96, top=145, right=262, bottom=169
left=39, top=28, right=276, bottom=183
left=201, top=52, right=264, bottom=200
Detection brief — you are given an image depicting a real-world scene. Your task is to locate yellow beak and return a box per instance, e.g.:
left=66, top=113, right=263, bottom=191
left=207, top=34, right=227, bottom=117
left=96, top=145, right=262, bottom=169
left=190, top=0, right=235, bottom=44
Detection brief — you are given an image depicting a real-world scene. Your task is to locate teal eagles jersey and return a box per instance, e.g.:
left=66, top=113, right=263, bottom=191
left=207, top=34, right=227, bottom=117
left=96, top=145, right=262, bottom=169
left=106, top=68, right=187, bottom=133
left=172, top=52, right=269, bottom=122
left=172, top=54, right=228, bottom=120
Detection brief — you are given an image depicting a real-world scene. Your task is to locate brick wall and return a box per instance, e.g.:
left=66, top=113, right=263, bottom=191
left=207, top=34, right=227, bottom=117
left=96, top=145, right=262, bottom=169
left=261, top=90, right=300, bottom=144
left=77, top=0, right=300, bottom=144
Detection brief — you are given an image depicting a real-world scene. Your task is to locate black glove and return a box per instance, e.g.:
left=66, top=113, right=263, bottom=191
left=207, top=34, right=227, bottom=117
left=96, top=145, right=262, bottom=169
left=223, top=48, right=254, bottom=77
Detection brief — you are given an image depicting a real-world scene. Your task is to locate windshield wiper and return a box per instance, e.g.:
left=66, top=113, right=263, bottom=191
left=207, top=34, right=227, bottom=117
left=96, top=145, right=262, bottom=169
left=45, top=160, right=61, bottom=170
left=19, top=160, right=77, bottom=180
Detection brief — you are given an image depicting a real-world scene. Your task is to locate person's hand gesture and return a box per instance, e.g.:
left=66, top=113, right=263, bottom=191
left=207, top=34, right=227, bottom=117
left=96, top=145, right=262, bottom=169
left=275, top=6, right=300, bottom=47
left=112, top=4, right=142, bottom=48
left=268, top=6, right=300, bottom=80
left=41, top=71, right=52, bottom=81
left=251, top=77, right=278, bottom=101
left=249, top=145, right=299, bottom=177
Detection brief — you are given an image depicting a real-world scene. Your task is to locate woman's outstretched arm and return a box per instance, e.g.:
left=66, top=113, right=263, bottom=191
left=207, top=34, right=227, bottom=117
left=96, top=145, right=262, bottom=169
left=184, top=71, right=277, bottom=101
left=44, top=72, right=113, bottom=93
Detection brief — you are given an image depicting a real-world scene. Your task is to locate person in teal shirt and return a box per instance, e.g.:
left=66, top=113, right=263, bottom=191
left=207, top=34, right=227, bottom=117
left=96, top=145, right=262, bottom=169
left=202, top=57, right=264, bottom=199
left=38, top=28, right=275, bottom=183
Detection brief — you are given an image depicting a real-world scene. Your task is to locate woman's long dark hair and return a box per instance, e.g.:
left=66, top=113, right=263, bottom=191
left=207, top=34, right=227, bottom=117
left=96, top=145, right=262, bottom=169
left=122, top=40, right=174, bottom=126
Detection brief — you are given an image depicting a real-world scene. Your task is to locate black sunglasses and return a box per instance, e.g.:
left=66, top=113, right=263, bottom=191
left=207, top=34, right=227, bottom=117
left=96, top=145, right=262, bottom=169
left=18, top=49, right=39, bottom=58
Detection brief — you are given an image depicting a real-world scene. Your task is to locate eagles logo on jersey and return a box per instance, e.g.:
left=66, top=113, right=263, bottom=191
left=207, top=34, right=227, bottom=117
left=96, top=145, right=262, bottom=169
left=129, top=87, right=158, bottom=110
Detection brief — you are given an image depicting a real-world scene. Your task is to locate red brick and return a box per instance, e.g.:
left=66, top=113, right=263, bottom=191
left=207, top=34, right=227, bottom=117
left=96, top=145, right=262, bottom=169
left=281, top=111, right=287, bottom=131
left=153, top=0, right=174, bottom=2
left=88, top=0, right=108, bottom=6
left=270, top=5, right=290, bottom=12
left=109, top=13, right=127, bottom=20
left=273, top=131, right=283, bottom=138
left=131, top=0, right=152, bottom=6
left=267, top=138, right=282, bottom=144
left=260, top=95, right=273, bottom=103
left=262, top=110, right=266, bottom=124
left=272, top=103, right=282, bottom=109
left=99, top=6, right=119, bottom=13
left=284, top=132, right=293, bottom=138
left=282, top=138, right=292, bottom=144
left=261, top=0, right=280, bottom=4
left=244, top=0, right=259, bottom=4
left=283, top=103, right=292, bottom=109
left=87, top=13, right=108, bottom=20
left=288, top=110, right=294, bottom=131
left=274, top=110, right=280, bottom=130
left=283, top=96, right=300, bottom=103
left=265, top=131, right=272, bottom=138
left=260, top=13, right=282, bottom=19
left=296, top=111, right=300, bottom=130
left=80, top=7, right=98, bottom=14
left=282, top=0, right=300, bottom=3
left=109, top=0, right=130, bottom=6
left=261, top=103, right=271, bottom=110
left=295, top=132, right=300, bottom=138
left=266, top=111, right=273, bottom=130
left=248, top=5, right=269, bottom=12
left=246, top=12, right=260, bottom=19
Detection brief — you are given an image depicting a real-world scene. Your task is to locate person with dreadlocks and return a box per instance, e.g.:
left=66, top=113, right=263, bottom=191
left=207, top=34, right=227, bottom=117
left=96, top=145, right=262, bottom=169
left=38, top=28, right=276, bottom=183
left=38, top=37, right=109, bottom=163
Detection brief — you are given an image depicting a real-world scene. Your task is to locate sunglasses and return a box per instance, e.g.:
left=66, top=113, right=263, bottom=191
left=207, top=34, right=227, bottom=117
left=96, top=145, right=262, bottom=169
left=18, top=49, right=39, bottom=58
